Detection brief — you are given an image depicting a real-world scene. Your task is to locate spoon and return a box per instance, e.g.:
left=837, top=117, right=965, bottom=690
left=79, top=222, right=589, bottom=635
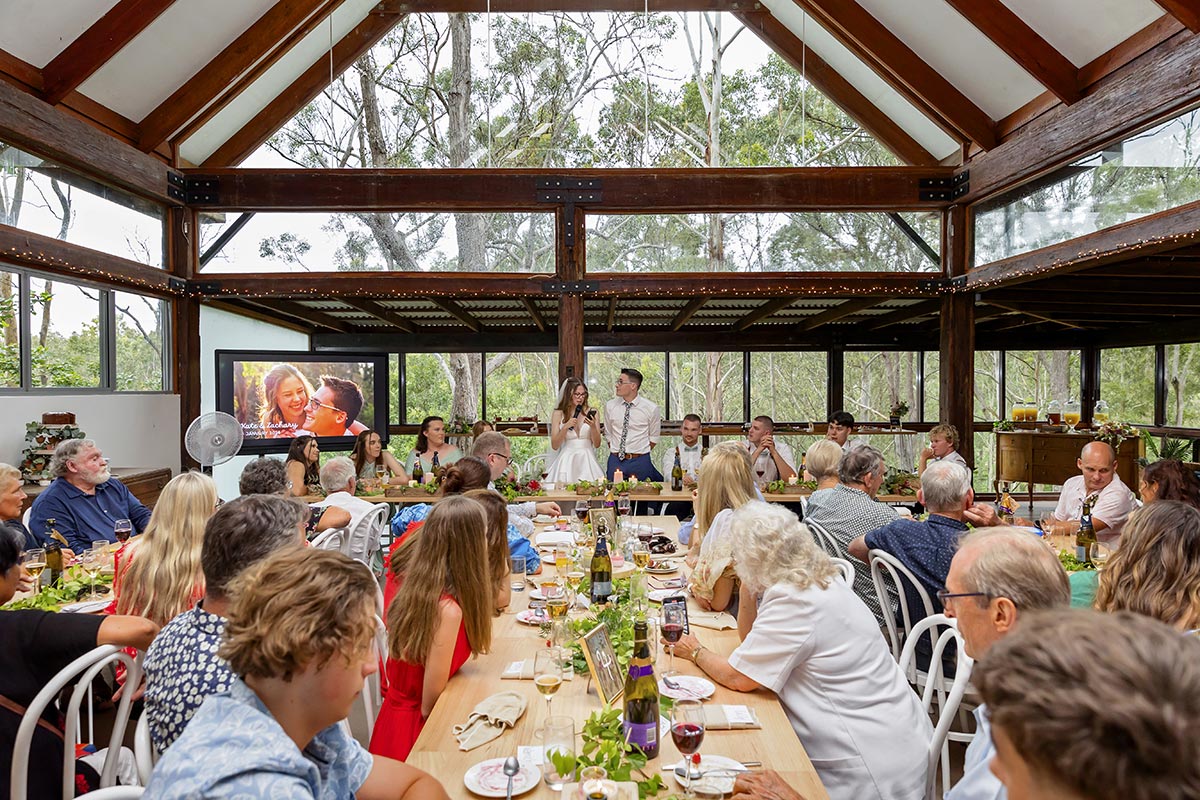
left=503, top=754, right=520, bottom=800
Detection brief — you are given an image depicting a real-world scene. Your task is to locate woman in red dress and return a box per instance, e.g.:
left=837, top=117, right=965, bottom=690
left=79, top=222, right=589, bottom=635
left=369, top=494, right=507, bottom=760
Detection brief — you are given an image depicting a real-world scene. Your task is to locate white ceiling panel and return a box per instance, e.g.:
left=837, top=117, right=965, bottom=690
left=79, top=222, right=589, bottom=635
left=857, top=0, right=1044, bottom=120
left=762, top=0, right=961, bottom=162
left=1000, top=0, right=1166, bottom=67
left=78, top=0, right=277, bottom=122
left=0, top=0, right=119, bottom=68
left=180, top=0, right=382, bottom=166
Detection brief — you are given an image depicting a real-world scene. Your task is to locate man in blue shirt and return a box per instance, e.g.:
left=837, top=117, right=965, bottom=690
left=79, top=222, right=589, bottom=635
left=941, top=529, right=1069, bottom=799
left=28, top=439, right=151, bottom=552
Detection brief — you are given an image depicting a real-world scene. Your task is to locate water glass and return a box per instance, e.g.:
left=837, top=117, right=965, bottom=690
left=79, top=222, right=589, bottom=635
left=510, top=556, right=526, bottom=592
left=542, top=716, right=576, bottom=790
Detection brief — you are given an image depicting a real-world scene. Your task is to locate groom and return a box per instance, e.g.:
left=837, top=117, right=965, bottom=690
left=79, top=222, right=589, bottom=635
left=604, top=368, right=663, bottom=483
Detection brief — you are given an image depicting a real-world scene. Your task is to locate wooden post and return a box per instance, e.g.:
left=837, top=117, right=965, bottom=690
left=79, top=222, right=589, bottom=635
left=169, top=207, right=201, bottom=470
left=558, top=205, right=586, bottom=385
left=940, top=204, right=975, bottom=466
left=1080, top=344, right=1099, bottom=425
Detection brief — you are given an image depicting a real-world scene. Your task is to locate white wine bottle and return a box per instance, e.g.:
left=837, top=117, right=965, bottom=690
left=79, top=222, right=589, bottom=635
left=622, top=618, right=660, bottom=758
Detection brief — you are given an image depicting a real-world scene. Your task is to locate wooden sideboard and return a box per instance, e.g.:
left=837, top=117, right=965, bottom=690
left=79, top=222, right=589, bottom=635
left=20, top=467, right=174, bottom=513
left=996, top=431, right=1142, bottom=510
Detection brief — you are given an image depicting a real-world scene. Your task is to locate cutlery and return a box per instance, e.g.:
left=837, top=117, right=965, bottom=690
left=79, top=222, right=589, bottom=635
left=503, top=755, right=519, bottom=800
left=673, top=760, right=762, bottom=780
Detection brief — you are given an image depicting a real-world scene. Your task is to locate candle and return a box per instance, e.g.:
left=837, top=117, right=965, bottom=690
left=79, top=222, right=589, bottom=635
left=613, top=469, right=624, bottom=483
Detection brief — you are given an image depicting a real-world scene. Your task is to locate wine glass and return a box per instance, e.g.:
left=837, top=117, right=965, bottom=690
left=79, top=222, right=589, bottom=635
left=79, top=550, right=102, bottom=600
left=671, top=699, right=706, bottom=798
left=554, top=547, right=570, bottom=580
left=617, top=494, right=631, bottom=518
left=375, top=462, right=387, bottom=483
left=21, top=548, right=46, bottom=588
left=533, top=647, right=565, bottom=719
left=113, top=518, right=133, bottom=544
left=1091, top=542, right=1113, bottom=570
left=662, top=605, right=685, bottom=678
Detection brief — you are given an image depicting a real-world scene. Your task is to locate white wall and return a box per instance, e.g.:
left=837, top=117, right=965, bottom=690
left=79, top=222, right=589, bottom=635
left=200, top=305, right=309, bottom=499
left=2, top=394, right=181, bottom=473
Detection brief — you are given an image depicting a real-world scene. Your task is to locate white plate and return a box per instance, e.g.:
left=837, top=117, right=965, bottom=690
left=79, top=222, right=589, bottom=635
left=534, top=514, right=556, bottom=523
left=464, top=757, right=542, bottom=797
left=516, top=609, right=548, bottom=625
left=632, top=524, right=666, bottom=535
left=646, top=565, right=678, bottom=575
left=648, top=588, right=683, bottom=603
left=659, top=675, right=716, bottom=701
left=671, top=755, right=746, bottom=795
left=60, top=599, right=111, bottom=614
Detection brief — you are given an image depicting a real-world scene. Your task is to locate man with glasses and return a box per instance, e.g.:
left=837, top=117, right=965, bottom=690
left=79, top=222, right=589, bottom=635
left=604, top=368, right=663, bottom=483
left=300, top=375, right=363, bottom=437
left=940, top=527, right=1070, bottom=800
left=471, top=431, right=561, bottom=522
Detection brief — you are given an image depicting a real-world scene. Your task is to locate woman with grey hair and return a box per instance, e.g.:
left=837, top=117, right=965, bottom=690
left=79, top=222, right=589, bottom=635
left=671, top=501, right=931, bottom=800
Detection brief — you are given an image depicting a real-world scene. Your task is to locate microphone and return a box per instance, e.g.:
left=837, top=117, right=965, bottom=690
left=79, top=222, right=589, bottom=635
left=574, top=404, right=584, bottom=418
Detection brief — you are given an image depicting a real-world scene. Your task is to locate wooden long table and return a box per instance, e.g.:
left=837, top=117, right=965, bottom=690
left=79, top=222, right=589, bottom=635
left=304, top=490, right=919, bottom=507
left=405, top=516, right=829, bottom=799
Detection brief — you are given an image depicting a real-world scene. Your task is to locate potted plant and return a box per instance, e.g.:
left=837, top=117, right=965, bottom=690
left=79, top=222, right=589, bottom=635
left=889, top=400, right=909, bottom=429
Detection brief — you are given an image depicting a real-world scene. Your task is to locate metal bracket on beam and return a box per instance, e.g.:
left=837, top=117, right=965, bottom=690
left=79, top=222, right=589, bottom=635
left=167, top=172, right=186, bottom=204
left=919, top=170, right=969, bottom=202
left=535, top=178, right=602, bottom=248
left=947, top=274, right=968, bottom=290
left=185, top=177, right=220, bottom=205
left=917, top=277, right=952, bottom=292
left=190, top=282, right=222, bottom=296
left=542, top=280, right=599, bottom=293
left=167, top=276, right=188, bottom=293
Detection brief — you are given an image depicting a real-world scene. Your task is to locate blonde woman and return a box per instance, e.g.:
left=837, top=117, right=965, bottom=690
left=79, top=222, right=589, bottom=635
left=802, top=439, right=842, bottom=492
left=1094, top=501, right=1200, bottom=633
left=370, top=495, right=495, bottom=761
left=115, top=471, right=218, bottom=626
left=671, top=501, right=931, bottom=800
left=686, top=442, right=756, bottom=613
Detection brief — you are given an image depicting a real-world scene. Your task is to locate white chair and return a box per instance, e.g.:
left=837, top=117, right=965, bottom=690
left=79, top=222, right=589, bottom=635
left=11, top=645, right=142, bottom=800
left=74, top=789, right=144, bottom=799
left=347, top=614, right=389, bottom=748
left=22, top=506, right=32, bottom=531
left=830, top=557, right=855, bottom=584
left=899, top=615, right=975, bottom=800
left=805, top=519, right=841, bottom=559
left=132, top=713, right=157, bottom=786
left=868, top=549, right=937, bottom=669
left=521, top=452, right=552, bottom=482
left=312, top=504, right=388, bottom=570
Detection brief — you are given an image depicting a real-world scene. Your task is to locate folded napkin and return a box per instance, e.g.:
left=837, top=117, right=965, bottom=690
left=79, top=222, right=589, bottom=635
left=688, top=610, right=737, bottom=631
left=453, top=691, right=528, bottom=751
left=702, top=704, right=762, bottom=730
left=501, top=659, right=576, bottom=681
left=535, top=530, right=576, bottom=548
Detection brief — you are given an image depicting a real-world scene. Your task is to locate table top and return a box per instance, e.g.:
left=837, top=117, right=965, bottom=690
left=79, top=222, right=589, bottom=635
left=404, top=516, right=829, bottom=800
left=302, top=490, right=919, bottom=507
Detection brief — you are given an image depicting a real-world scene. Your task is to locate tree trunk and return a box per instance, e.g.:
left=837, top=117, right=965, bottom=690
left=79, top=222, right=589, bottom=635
left=449, top=12, right=487, bottom=271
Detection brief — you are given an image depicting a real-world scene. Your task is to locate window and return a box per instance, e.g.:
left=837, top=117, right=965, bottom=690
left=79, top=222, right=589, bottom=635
left=1101, top=347, right=1155, bottom=425
left=486, top=353, right=559, bottom=421
left=844, top=351, right=920, bottom=423
left=28, top=277, right=101, bottom=388
left=669, top=352, right=742, bottom=422
left=0, top=269, right=18, bottom=387
left=113, top=292, right=166, bottom=391
left=1004, top=350, right=1080, bottom=417
left=974, top=351, right=1001, bottom=421
left=403, top=353, right=482, bottom=425
left=1165, top=343, right=1200, bottom=428
left=584, top=352, right=665, bottom=410
left=922, top=351, right=938, bottom=423
left=973, top=431, right=996, bottom=494
left=749, top=352, right=825, bottom=423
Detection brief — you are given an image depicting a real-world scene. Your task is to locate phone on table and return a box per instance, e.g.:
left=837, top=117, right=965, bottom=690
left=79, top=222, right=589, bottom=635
left=661, top=595, right=690, bottom=634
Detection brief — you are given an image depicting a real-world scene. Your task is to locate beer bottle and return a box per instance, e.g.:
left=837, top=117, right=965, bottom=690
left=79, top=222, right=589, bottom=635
left=412, top=456, right=424, bottom=485
left=590, top=525, right=613, bottom=605
left=671, top=449, right=683, bottom=492
left=622, top=618, right=660, bottom=758
left=1075, top=498, right=1097, bottom=565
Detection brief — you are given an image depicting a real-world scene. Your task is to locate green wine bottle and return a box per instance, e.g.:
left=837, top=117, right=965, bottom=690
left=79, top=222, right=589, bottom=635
left=622, top=618, right=660, bottom=758
left=1075, top=497, right=1096, bottom=565
left=590, top=526, right=612, bottom=605
left=412, top=455, right=424, bottom=484
left=671, top=449, right=683, bottom=491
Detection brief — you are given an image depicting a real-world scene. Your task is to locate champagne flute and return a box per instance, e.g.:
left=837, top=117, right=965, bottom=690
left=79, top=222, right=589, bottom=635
left=671, top=699, right=706, bottom=798
left=662, top=605, right=685, bottom=678
left=21, top=548, right=46, bottom=588
left=554, top=547, right=570, bottom=580
left=113, top=518, right=133, bottom=544
left=533, top=647, right=564, bottom=719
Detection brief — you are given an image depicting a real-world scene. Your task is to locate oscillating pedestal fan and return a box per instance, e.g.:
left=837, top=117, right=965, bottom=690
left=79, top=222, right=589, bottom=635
left=185, top=412, right=244, bottom=474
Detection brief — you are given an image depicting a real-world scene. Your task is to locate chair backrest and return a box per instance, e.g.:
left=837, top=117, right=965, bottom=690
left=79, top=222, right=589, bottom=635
left=73, top=788, right=145, bottom=799
left=521, top=453, right=550, bottom=482
left=11, top=645, right=142, bottom=800
left=347, top=614, right=389, bottom=748
left=898, top=615, right=975, bottom=800
left=132, top=712, right=157, bottom=786
left=830, top=557, right=855, bottom=584
left=805, top=519, right=841, bottom=559
left=869, top=549, right=936, bottom=664
left=22, top=505, right=32, bottom=531
left=312, top=504, right=388, bottom=570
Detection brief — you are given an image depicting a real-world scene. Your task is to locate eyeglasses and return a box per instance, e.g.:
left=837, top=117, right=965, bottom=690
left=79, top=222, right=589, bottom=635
left=306, top=397, right=342, bottom=413
left=936, top=589, right=988, bottom=606
left=487, top=452, right=514, bottom=465
left=615, top=380, right=632, bottom=386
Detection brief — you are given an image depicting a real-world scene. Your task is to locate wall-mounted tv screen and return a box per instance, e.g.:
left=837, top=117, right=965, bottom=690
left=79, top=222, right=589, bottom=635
left=215, top=350, right=389, bottom=455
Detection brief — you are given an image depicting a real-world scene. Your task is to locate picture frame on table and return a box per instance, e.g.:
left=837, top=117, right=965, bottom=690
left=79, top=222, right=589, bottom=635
left=580, top=622, right=624, bottom=705
left=588, top=507, right=617, bottom=541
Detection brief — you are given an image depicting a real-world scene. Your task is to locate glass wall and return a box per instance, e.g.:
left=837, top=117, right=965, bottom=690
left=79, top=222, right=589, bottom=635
left=843, top=351, right=921, bottom=423
left=1166, top=343, right=1200, bottom=428
left=1004, top=350, right=1081, bottom=417
left=113, top=292, right=166, bottom=391
left=403, top=353, right=482, bottom=426
left=748, top=352, right=826, bottom=423
left=1100, top=347, right=1155, bottom=425
left=669, top=352, right=742, bottom=422
left=0, top=269, right=18, bottom=388
left=28, top=277, right=102, bottom=388
left=584, top=352, right=665, bottom=410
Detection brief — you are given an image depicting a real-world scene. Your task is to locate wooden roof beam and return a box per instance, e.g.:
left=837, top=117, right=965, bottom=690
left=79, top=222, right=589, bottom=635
left=734, top=11, right=941, bottom=165
left=203, top=2, right=405, bottom=167
left=1153, top=0, right=1200, bottom=32
left=40, top=0, right=178, bottom=105
left=340, top=297, right=418, bottom=333
left=140, top=0, right=344, bottom=153
left=395, top=0, right=764, bottom=8
left=859, top=298, right=942, bottom=330
left=670, top=297, right=709, bottom=330
left=795, top=297, right=879, bottom=332
left=429, top=298, right=482, bottom=331
left=793, top=0, right=997, bottom=149
left=203, top=299, right=313, bottom=334
left=732, top=297, right=796, bottom=331
left=521, top=298, right=547, bottom=332
left=606, top=298, right=618, bottom=332
left=941, top=0, right=1080, bottom=104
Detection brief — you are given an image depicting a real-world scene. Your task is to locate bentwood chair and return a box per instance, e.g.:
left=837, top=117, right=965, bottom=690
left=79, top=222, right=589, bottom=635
left=11, top=645, right=142, bottom=800
left=346, top=614, right=390, bottom=748
left=74, top=788, right=144, bottom=799
left=805, top=519, right=841, bottom=559
left=830, top=557, right=855, bottom=584
left=132, top=713, right=158, bottom=785
left=899, top=615, right=975, bottom=800
left=868, top=549, right=937, bottom=669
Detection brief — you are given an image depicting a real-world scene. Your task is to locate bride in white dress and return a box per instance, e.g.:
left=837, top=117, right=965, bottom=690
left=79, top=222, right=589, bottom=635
left=544, top=377, right=604, bottom=484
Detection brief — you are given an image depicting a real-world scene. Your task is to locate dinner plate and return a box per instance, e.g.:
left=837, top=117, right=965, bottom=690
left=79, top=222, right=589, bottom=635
left=463, top=757, right=541, bottom=797
left=516, top=609, right=548, bottom=626
left=659, top=675, right=716, bottom=701
left=534, top=514, right=556, bottom=523
left=646, top=564, right=678, bottom=575
left=60, top=599, right=112, bottom=614
left=647, top=588, right=683, bottom=603
left=671, top=755, right=746, bottom=795
left=631, top=524, right=666, bottom=535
